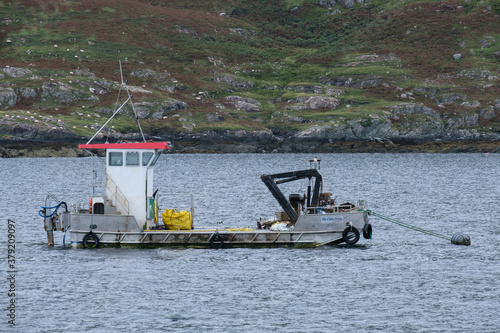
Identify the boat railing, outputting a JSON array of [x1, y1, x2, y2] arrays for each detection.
[[106, 175, 129, 214], [307, 199, 366, 214]]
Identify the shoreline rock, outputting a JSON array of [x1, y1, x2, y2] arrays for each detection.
[[1, 138, 499, 157]]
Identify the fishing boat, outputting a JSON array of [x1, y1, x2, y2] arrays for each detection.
[[40, 64, 372, 248], [41, 153, 372, 248], [41, 150, 372, 248]]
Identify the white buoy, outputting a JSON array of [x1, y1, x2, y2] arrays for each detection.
[[451, 233, 471, 246]]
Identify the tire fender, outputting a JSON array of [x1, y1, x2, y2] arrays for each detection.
[[209, 233, 224, 249], [342, 226, 360, 245], [82, 231, 100, 248], [363, 224, 372, 239]]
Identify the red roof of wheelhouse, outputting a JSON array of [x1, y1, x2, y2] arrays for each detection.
[[78, 142, 171, 150]]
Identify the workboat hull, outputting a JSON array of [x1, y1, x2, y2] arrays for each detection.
[[70, 229, 346, 248], [62, 208, 369, 248]]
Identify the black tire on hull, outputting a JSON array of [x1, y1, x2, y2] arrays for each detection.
[[363, 224, 372, 239], [209, 233, 224, 249], [342, 227, 360, 245], [82, 232, 100, 248]]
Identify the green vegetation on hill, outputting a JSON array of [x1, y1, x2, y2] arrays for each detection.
[[1, 0, 499, 148]]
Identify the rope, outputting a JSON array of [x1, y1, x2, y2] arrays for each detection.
[[360, 208, 451, 241]]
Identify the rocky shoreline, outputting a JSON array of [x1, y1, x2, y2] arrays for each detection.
[[3, 116, 500, 158], [2, 62, 500, 158], [1, 138, 499, 158]]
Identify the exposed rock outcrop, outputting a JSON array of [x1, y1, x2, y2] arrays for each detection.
[[286, 96, 341, 110], [17, 87, 37, 98], [214, 75, 254, 89], [0, 120, 81, 142], [224, 96, 261, 112], [319, 75, 384, 87], [41, 81, 90, 104], [0, 88, 18, 107], [134, 100, 187, 119], [2, 67, 33, 78], [390, 103, 440, 119], [284, 85, 344, 96]]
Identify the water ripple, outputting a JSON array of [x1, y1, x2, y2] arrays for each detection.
[[1, 153, 499, 332]]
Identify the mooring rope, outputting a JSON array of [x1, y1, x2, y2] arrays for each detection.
[[360, 208, 451, 241]]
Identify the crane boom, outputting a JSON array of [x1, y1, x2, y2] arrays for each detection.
[[261, 169, 323, 223]]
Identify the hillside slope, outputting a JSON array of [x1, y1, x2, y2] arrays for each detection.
[[1, 0, 499, 155]]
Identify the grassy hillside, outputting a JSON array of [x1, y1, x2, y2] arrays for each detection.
[[1, 0, 499, 147]]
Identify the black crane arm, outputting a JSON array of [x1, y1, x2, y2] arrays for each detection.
[[261, 169, 323, 223]]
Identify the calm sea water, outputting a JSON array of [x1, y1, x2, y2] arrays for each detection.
[[1, 153, 499, 332]]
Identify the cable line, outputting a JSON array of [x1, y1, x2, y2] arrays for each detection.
[[359, 208, 470, 246]]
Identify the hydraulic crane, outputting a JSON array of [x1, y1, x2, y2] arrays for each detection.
[[261, 168, 323, 223]]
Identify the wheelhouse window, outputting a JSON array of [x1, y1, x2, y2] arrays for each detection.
[[150, 152, 161, 166], [109, 152, 123, 166], [126, 152, 139, 166], [142, 152, 153, 166]]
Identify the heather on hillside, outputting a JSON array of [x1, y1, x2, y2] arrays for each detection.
[[1, 0, 499, 155]]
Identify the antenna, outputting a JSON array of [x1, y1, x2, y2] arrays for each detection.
[[120, 60, 146, 143], [119, 60, 124, 85], [86, 61, 146, 144]]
